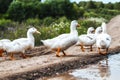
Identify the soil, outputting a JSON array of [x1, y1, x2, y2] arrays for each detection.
[[0, 15, 120, 80]]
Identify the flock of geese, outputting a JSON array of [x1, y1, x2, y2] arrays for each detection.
[[41, 20, 111, 57], [0, 20, 111, 60]]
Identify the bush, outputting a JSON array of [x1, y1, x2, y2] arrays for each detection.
[[78, 19, 101, 35], [43, 17, 55, 26], [7, 0, 25, 22], [83, 11, 97, 18], [26, 18, 41, 26], [0, 19, 14, 30], [56, 16, 70, 23], [7, 0, 40, 22]]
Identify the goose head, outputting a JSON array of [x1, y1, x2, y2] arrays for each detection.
[[95, 27, 102, 35], [27, 27, 41, 34], [70, 20, 80, 32], [87, 27, 95, 34]]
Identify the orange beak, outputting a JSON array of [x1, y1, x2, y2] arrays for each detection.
[[36, 30, 41, 35]]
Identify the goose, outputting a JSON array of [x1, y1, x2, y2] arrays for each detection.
[[76, 26, 102, 52], [96, 22, 111, 54], [76, 27, 95, 52], [41, 20, 80, 57], [2, 41, 26, 60], [4, 27, 40, 60]]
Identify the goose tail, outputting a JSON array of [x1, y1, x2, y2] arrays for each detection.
[[41, 40, 45, 44], [41, 40, 50, 47]]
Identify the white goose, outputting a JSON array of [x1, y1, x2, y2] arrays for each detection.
[[76, 26, 102, 52], [96, 22, 111, 54], [41, 20, 80, 57], [76, 27, 95, 52], [13, 27, 40, 50], [3, 27, 40, 60], [2, 41, 25, 60]]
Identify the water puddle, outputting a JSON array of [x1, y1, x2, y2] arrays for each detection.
[[43, 53, 120, 80]]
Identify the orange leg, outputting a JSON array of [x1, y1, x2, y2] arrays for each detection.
[[62, 50, 66, 56], [103, 48, 108, 55], [10, 53, 15, 60], [80, 45, 85, 52], [106, 48, 108, 54], [20, 53, 27, 59], [90, 45, 93, 51], [0, 50, 3, 57], [56, 48, 61, 57], [0, 52, 3, 57], [98, 47, 101, 54]]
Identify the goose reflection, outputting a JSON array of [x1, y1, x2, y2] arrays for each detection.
[[98, 56, 111, 80]]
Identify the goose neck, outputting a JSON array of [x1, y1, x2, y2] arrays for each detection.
[[70, 25, 77, 33], [102, 23, 107, 33], [27, 31, 35, 41]]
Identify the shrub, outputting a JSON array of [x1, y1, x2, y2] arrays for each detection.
[[26, 18, 41, 26], [7, 0, 25, 22], [43, 17, 55, 26], [56, 16, 70, 23], [78, 19, 101, 35], [83, 12, 97, 18], [0, 19, 14, 30]]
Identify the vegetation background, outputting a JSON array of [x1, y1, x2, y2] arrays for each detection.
[[0, 0, 120, 45]]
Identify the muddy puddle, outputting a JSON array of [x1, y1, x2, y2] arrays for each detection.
[[41, 53, 120, 80]]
